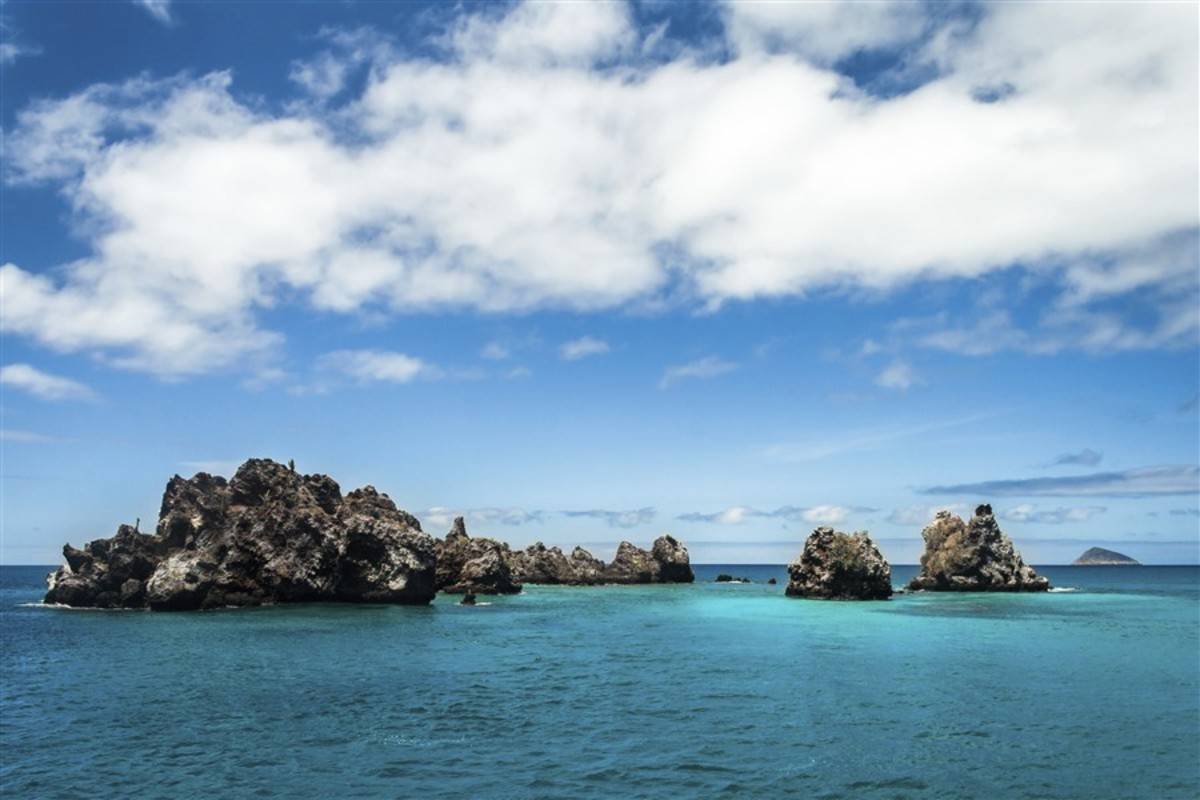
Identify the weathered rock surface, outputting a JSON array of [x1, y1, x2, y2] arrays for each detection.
[[715, 574, 751, 583], [908, 505, 1049, 592], [786, 527, 893, 600], [509, 542, 602, 585], [602, 536, 695, 584], [45, 459, 438, 610], [434, 517, 521, 594], [1073, 547, 1140, 566]]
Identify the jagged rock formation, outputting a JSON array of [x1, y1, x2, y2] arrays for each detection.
[[434, 518, 521, 594], [45, 459, 438, 610], [786, 527, 893, 600], [601, 536, 695, 584], [715, 574, 751, 583], [909, 505, 1050, 592], [1073, 547, 1140, 565], [509, 542, 605, 585]]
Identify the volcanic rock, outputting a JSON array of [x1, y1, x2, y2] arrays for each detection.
[[434, 517, 522, 594], [786, 527, 893, 600], [44, 459, 438, 610], [908, 505, 1049, 592], [602, 535, 695, 584]]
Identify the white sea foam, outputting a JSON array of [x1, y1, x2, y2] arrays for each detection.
[[1047, 587, 1079, 593], [16, 602, 141, 611]]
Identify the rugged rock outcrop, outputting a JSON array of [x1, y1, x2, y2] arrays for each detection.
[[601, 536, 695, 584], [1073, 547, 1140, 566], [46, 459, 438, 610], [509, 542, 604, 585], [908, 505, 1049, 592], [786, 527, 893, 600], [434, 517, 521, 594], [715, 574, 751, 583]]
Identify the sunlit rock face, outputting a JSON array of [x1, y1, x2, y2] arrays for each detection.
[[908, 505, 1050, 592]]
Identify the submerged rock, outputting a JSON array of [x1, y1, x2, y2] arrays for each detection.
[[767, 577, 778, 585], [714, 574, 751, 583], [434, 517, 522, 595], [602, 536, 695, 584], [786, 527, 893, 600], [908, 505, 1049, 592], [44, 459, 438, 610], [1073, 547, 1140, 566], [460, 591, 477, 606]]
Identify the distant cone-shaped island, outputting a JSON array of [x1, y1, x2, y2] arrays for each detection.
[[43, 458, 693, 610], [1073, 547, 1140, 565]]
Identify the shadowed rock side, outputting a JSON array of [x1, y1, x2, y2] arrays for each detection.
[[786, 527, 893, 600], [44, 459, 438, 610], [1073, 547, 1140, 565], [909, 505, 1049, 592]]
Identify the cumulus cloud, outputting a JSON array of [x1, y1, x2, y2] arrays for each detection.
[[659, 356, 737, 390], [563, 507, 656, 528], [0, 364, 95, 401], [559, 336, 610, 361], [2, 0, 1196, 378], [921, 465, 1200, 498], [1000, 504, 1106, 524], [678, 504, 873, 526], [481, 342, 511, 361], [1048, 448, 1103, 467], [0, 429, 57, 443]]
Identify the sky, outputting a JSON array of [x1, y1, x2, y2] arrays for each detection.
[[1, 0, 1197, 565]]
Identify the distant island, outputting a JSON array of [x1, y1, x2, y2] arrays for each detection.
[[1073, 547, 1140, 566]]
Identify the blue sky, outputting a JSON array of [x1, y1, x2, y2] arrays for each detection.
[[1, 0, 1197, 565]]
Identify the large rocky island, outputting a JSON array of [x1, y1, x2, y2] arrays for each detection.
[[44, 459, 694, 610], [1073, 547, 1140, 565], [785, 527, 893, 600], [908, 505, 1050, 592]]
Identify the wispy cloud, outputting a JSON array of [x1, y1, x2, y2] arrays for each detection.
[[0, 364, 95, 401], [875, 360, 920, 391], [677, 504, 873, 527], [135, 0, 174, 25], [422, 506, 546, 530], [481, 342, 510, 361], [318, 350, 430, 384], [560, 336, 610, 361], [1047, 448, 1103, 467], [921, 465, 1200, 498], [1000, 504, 1106, 524], [658, 356, 736, 390], [1168, 508, 1200, 517], [563, 507, 655, 528], [765, 414, 991, 463], [0, 429, 57, 444]]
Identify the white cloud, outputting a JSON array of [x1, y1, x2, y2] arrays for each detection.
[[422, 506, 546, 531], [659, 355, 737, 390], [505, 366, 532, 379], [765, 414, 989, 463], [318, 350, 429, 384], [678, 504, 872, 526], [0, 364, 95, 401], [1000, 504, 1106, 524], [922, 465, 1200, 498], [875, 360, 920, 391], [2, 1, 1196, 378], [560, 336, 610, 361], [1049, 448, 1103, 467], [136, 0, 173, 25], [886, 504, 969, 526]]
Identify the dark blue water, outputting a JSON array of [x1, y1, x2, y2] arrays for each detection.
[[3, 564, 1198, 799]]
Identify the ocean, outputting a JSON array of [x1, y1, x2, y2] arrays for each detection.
[[2, 563, 1197, 799]]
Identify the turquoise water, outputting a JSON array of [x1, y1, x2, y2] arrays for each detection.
[[2, 564, 1198, 799]]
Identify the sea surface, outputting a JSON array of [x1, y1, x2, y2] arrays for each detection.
[[2, 564, 1198, 799]]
